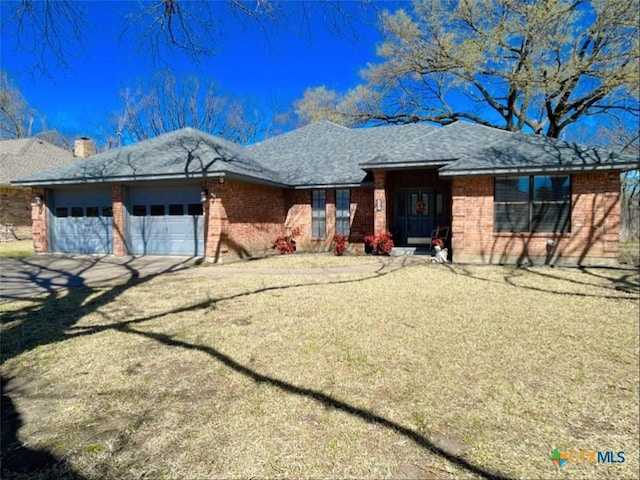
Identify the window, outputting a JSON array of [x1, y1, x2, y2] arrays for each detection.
[[435, 192, 445, 216], [150, 204, 165, 216], [132, 205, 147, 216], [187, 203, 203, 216], [55, 207, 68, 217], [86, 206, 99, 217], [102, 206, 113, 217], [335, 189, 350, 236], [168, 204, 184, 216], [494, 175, 570, 233], [71, 207, 83, 218], [312, 190, 326, 238]]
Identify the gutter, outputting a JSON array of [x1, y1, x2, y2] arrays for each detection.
[[439, 162, 640, 177], [11, 171, 287, 189]]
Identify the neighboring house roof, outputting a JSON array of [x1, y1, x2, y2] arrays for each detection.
[[247, 121, 436, 187], [12, 128, 285, 187], [0, 137, 75, 186], [362, 121, 638, 175]]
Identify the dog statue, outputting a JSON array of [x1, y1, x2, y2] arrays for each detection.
[[431, 244, 449, 263]]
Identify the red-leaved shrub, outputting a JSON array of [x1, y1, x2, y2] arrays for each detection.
[[272, 227, 300, 254], [363, 234, 375, 254], [372, 231, 394, 255], [333, 234, 348, 256]]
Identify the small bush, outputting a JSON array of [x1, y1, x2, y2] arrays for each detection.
[[363, 234, 375, 254], [372, 231, 394, 255], [333, 234, 348, 256], [272, 227, 300, 255]]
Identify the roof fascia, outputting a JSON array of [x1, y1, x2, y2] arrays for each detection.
[[291, 182, 368, 190], [360, 160, 453, 170], [439, 162, 639, 177]]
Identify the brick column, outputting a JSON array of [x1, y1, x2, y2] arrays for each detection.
[[326, 189, 336, 238], [112, 184, 126, 256], [31, 188, 48, 253], [450, 178, 465, 255], [204, 179, 229, 262], [373, 170, 387, 233]]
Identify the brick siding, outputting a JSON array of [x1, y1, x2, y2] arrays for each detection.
[[373, 170, 387, 233], [205, 179, 286, 261], [451, 172, 622, 265], [350, 188, 374, 242], [30, 187, 48, 252], [1, 187, 33, 240], [27, 171, 622, 265], [112, 184, 126, 256]]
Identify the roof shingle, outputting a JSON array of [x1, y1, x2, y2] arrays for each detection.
[[0, 138, 75, 185], [13, 128, 284, 186], [247, 121, 436, 186]]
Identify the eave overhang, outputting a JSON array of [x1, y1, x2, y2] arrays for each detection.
[[439, 162, 640, 178]]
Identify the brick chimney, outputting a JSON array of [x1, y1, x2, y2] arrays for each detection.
[[74, 137, 97, 158]]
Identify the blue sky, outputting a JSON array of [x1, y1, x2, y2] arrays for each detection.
[[1, 1, 396, 143]]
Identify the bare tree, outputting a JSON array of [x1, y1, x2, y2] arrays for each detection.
[[0, 71, 39, 138], [107, 72, 291, 147], [296, 0, 639, 139], [0, 71, 78, 149], [2, 1, 375, 74], [1, 0, 85, 76]]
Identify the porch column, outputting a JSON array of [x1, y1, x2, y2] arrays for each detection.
[[326, 189, 336, 238], [373, 170, 387, 233], [31, 187, 48, 253], [204, 179, 229, 262], [112, 184, 126, 256]]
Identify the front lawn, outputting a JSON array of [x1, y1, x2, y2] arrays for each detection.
[[0, 240, 34, 258], [1, 258, 638, 479]]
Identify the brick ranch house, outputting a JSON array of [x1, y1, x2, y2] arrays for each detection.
[[12, 121, 637, 265], [0, 137, 95, 240]]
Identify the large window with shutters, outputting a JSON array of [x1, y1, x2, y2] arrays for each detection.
[[494, 175, 570, 233], [335, 189, 350, 236], [312, 190, 326, 238]]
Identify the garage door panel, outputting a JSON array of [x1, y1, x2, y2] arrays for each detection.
[[129, 186, 204, 256], [51, 189, 113, 254], [54, 218, 112, 253]]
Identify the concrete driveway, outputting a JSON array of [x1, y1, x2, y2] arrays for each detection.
[[0, 254, 202, 300]]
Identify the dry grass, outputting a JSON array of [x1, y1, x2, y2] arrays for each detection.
[[217, 251, 385, 269], [619, 240, 639, 267], [0, 240, 34, 258], [1, 257, 638, 479]]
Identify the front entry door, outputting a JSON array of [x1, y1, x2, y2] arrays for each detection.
[[394, 189, 434, 246]]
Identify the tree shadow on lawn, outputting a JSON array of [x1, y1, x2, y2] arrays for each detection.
[[1, 255, 194, 479], [1, 376, 86, 479], [443, 263, 639, 300], [1, 256, 511, 480]]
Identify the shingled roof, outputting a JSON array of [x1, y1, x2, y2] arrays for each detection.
[[247, 121, 436, 186], [439, 124, 639, 176], [0, 137, 75, 185], [362, 121, 638, 175], [11, 121, 637, 188], [13, 128, 284, 186]]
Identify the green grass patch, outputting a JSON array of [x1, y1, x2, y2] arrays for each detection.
[[0, 239, 34, 258]]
